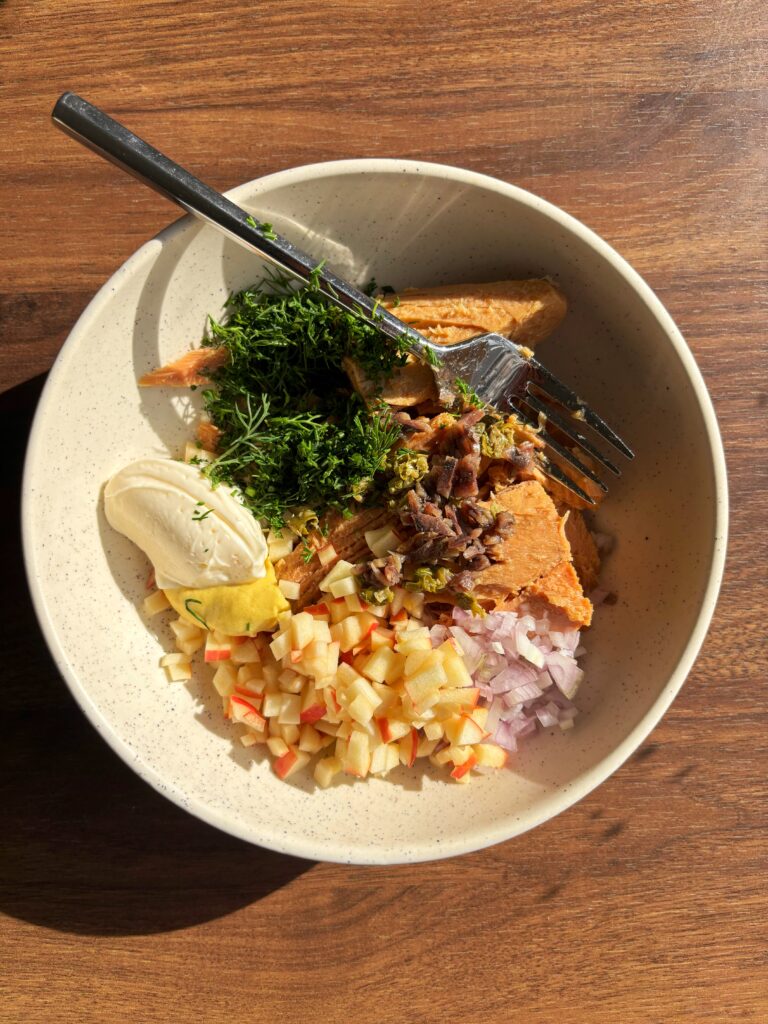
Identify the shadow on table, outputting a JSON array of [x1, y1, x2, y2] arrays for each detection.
[[0, 375, 314, 937]]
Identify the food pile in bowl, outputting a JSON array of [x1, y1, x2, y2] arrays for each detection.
[[104, 271, 608, 787]]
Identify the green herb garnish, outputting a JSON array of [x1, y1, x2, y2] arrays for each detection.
[[199, 273, 408, 528], [192, 502, 213, 522], [245, 215, 278, 241], [454, 376, 483, 408], [405, 565, 453, 593], [184, 599, 210, 629]]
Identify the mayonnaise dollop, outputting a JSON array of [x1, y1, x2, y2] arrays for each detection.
[[104, 458, 267, 590]]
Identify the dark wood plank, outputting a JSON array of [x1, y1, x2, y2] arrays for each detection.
[[1, 1, 766, 1021]]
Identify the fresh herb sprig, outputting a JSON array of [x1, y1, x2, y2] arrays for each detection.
[[200, 273, 407, 528]]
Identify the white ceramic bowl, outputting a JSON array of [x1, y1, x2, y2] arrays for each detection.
[[22, 160, 727, 864]]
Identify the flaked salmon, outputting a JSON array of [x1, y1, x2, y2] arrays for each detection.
[[139, 347, 228, 388], [381, 278, 567, 349], [472, 480, 592, 627]]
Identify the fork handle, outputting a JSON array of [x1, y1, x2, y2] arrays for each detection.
[[51, 92, 433, 356]]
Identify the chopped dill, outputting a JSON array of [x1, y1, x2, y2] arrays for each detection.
[[200, 273, 408, 528], [245, 215, 278, 241], [454, 376, 483, 408], [184, 598, 209, 629]]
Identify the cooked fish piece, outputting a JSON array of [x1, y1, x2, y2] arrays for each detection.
[[139, 347, 228, 387], [472, 479, 592, 627], [381, 278, 567, 348]]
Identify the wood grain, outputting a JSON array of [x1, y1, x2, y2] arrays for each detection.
[[1, 1, 766, 1021]]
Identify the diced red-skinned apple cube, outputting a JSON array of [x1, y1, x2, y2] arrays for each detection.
[[239, 731, 261, 747], [343, 729, 371, 777], [468, 706, 489, 730], [261, 663, 280, 686], [317, 541, 337, 567], [430, 746, 455, 767], [205, 634, 232, 662], [369, 741, 391, 775], [268, 716, 281, 737], [237, 664, 265, 692], [322, 640, 340, 680], [451, 752, 478, 780], [229, 696, 267, 731], [266, 736, 288, 757], [390, 589, 406, 616], [171, 616, 201, 643], [361, 646, 405, 684], [474, 743, 508, 768], [335, 720, 352, 740], [312, 619, 332, 644], [144, 590, 171, 616], [437, 687, 480, 710], [269, 630, 291, 661], [315, 720, 339, 737], [364, 525, 400, 558], [370, 682, 399, 713], [314, 756, 342, 788], [398, 728, 419, 767], [274, 746, 310, 780], [267, 528, 297, 560], [443, 713, 486, 746]]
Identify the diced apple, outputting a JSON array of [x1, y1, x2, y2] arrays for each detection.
[[274, 746, 310, 780], [278, 693, 301, 725], [143, 590, 171, 616], [237, 663, 264, 691], [398, 728, 419, 767], [343, 592, 367, 613], [370, 627, 395, 651], [290, 612, 315, 650], [280, 723, 300, 745], [267, 736, 289, 757], [205, 634, 232, 662], [369, 741, 392, 775], [212, 661, 238, 697], [473, 743, 508, 768], [323, 640, 340, 679], [423, 720, 444, 741], [468, 706, 489, 730], [160, 652, 191, 668], [370, 682, 399, 712], [390, 589, 406, 616], [319, 559, 356, 592], [451, 753, 478, 780], [329, 575, 359, 599], [395, 628, 433, 654], [404, 667, 447, 708], [312, 619, 332, 644], [267, 527, 297, 560], [230, 639, 261, 664], [164, 661, 193, 682], [314, 756, 342, 788], [315, 720, 339, 737], [448, 744, 474, 766], [443, 656, 474, 691], [240, 731, 260, 747], [364, 525, 400, 558], [436, 686, 480, 709], [343, 729, 371, 777], [329, 600, 349, 624], [278, 669, 303, 694], [229, 696, 267, 731], [278, 578, 301, 601], [348, 695, 376, 725], [404, 649, 433, 676], [262, 690, 283, 718], [317, 542, 337, 567], [269, 630, 291, 661], [298, 722, 324, 754], [431, 746, 454, 766], [361, 646, 405, 685], [445, 713, 486, 746]]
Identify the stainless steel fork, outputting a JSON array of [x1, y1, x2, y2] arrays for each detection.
[[52, 92, 633, 504]]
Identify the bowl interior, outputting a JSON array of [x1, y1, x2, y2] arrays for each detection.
[[23, 161, 725, 863]]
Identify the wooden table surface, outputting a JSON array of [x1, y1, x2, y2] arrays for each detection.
[[1, 2, 766, 1021]]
